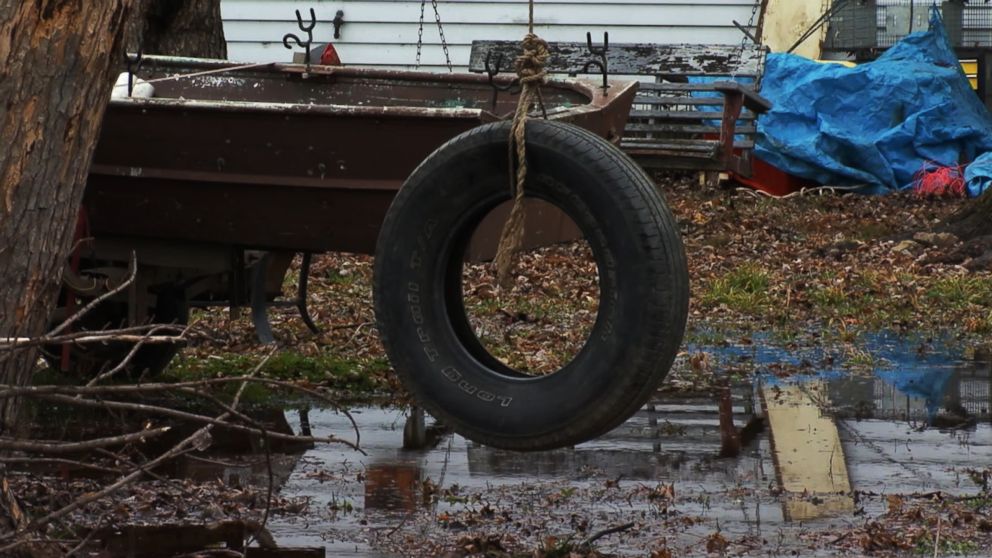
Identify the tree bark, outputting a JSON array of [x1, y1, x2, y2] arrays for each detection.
[[939, 187, 992, 241], [0, 1, 138, 435], [127, 0, 227, 59], [0, 0, 227, 437]]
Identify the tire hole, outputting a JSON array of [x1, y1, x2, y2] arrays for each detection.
[[459, 199, 600, 376]]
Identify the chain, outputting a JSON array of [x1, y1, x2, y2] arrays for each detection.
[[432, 0, 453, 72], [735, 0, 761, 76], [740, 0, 760, 52], [414, 0, 453, 71], [415, 0, 426, 68]]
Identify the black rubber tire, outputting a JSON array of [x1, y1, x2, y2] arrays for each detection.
[[373, 120, 689, 451], [42, 288, 188, 379]]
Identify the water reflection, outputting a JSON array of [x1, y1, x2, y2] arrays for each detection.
[[693, 331, 992, 426], [262, 333, 992, 555]]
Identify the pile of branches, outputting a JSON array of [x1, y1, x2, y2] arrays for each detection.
[[0, 265, 360, 557]]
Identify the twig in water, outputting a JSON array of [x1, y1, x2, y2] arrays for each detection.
[[0, 348, 276, 549], [63, 509, 110, 556], [0, 375, 362, 449], [933, 515, 941, 558], [34, 393, 360, 451], [580, 522, 636, 548]]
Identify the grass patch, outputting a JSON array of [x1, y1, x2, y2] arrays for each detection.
[[915, 537, 980, 556], [925, 276, 992, 310], [166, 350, 392, 394], [701, 264, 772, 313]]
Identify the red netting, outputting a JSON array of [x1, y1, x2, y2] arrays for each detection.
[[912, 161, 966, 198]]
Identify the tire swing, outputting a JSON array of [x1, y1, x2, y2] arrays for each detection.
[[373, 14, 688, 451]]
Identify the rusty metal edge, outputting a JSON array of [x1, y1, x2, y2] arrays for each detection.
[[118, 54, 635, 122]]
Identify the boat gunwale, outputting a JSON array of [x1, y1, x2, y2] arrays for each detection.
[[111, 54, 635, 121]]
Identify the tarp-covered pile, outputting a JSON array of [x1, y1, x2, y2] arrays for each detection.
[[757, 9, 992, 196]]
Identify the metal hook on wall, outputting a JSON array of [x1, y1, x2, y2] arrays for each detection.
[[333, 10, 345, 39], [283, 8, 317, 74]]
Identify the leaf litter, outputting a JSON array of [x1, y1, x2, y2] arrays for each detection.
[[22, 172, 992, 556]]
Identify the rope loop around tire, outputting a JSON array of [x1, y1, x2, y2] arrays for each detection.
[[492, 33, 549, 287]]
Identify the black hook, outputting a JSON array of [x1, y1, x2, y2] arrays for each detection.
[[333, 10, 345, 39], [283, 8, 317, 73], [124, 48, 143, 97], [581, 31, 610, 94], [484, 50, 520, 112]]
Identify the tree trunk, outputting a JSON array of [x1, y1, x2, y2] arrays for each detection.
[[127, 0, 227, 58], [0, 2, 138, 435], [939, 187, 992, 241]]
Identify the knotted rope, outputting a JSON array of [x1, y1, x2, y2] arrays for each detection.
[[492, 32, 549, 286]]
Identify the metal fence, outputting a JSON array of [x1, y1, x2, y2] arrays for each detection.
[[824, 0, 992, 51]]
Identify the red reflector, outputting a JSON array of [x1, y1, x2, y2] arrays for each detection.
[[320, 44, 341, 66]]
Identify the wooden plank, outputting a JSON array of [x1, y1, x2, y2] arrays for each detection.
[[628, 109, 756, 120], [626, 152, 725, 170], [761, 382, 854, 522], [621, 138, 754, 149], [620, 140, 719, 153], [634, 95, 726, 105], [638, 81, 758, 91], [622, 123, 756, 134], [468, 40, 767, 76]]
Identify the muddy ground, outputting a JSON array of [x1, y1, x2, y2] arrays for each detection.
[[11, 175, 992, 557]]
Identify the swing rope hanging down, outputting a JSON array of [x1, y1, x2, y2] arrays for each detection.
[[492, 1, 549, 286]]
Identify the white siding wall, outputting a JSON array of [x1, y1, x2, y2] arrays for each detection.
[[222, 0, 760, 70]]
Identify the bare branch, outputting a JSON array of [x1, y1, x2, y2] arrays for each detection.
[[0, 348, 278, 545], [63, 509, 110, 557], [0, 457, 124, 475], [48, 254, 137, 338], [0, 375, 361, 446], [0, 427, 170, 454], [0, 324, 185, 351], [86, 325, 181, 386], [34, 393, 361, 452], [51, 333, 184, 346]]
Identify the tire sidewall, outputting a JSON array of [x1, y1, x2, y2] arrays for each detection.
[[375, 120, 685, 449]]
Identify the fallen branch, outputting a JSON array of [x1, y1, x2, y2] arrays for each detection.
[[0, 375, 361, 446], [35, 393, 361, 452], [580, 522, 636, 548], [86, 325, 185, 385], [0, 349, 274, 549], [0, 457, 124, 475], [0, 426, 170, 454], [0, 324, 185, 351], [48, 255, 136, 338]]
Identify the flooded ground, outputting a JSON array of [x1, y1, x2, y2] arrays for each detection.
[[253, 335, 991, 556], [13, 334, 988, 556]]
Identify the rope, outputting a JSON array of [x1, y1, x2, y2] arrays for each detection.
[[140, 62, 275, 85], [492, 31, 549, 286], [912, 161, 966, 198]]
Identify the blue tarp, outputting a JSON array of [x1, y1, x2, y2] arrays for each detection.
[[756, 9, 992, 195]]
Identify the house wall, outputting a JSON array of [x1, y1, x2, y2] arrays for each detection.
[[761, 0, 828, 59], [222, 0, 762, 70]]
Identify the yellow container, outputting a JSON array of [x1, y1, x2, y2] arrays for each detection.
[[962, 60, 978, 90]]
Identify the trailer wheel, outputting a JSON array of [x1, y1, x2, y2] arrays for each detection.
[[373, 120, 688, 451], [42, 288, 188, 379]]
